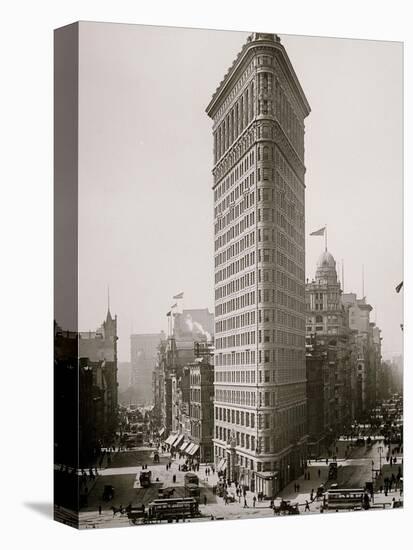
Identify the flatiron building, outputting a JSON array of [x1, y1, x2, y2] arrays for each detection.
[[206, 33, 310, 496]]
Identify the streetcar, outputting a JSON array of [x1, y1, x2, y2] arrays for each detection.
[[326, 488, 365, 510], [139, 470, 152, 488], [147, 497, 200, 521], [184, 472, 199, 487]]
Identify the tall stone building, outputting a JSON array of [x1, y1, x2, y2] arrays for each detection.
[[153, 309, 214, 436], [206, 33, 310, 496], [305, 250, 352, 444], [342, 293, 380, 417]]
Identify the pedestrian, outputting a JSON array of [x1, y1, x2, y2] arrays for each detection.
[[305, 500, 310, 512], [98, 505, 102, 515], [318, 469, 321, 478], [253, 496, 256, 507], [204, 495, 207, 505], [297, 483, 300, 492], [243, 498, 248, 508], [173, 474, 176, 483]]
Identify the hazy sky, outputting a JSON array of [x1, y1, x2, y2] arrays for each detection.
[[78, 22, 403, 361]]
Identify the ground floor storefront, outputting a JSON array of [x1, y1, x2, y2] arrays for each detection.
[[213, 440, 307, 497]]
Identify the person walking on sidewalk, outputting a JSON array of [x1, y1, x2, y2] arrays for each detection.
[[305, 500, 310, 512], [253, 496, 256, 508]]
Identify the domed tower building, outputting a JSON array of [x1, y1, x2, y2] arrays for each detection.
[[305, 249, 352, 455]]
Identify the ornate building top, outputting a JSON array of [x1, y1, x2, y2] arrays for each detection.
[[315, 249, 338, 285], [206, 31, 310, 119]]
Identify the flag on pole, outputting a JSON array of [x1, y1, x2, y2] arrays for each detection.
[[171, 303, 178, 309], [166, 311, 171, 317], [395, 281, 403, 293], [310, 226, 326, 236], [173, 292, 184, 299]]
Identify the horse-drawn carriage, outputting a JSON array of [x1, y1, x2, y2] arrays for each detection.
[[273, 500, 300, 515]]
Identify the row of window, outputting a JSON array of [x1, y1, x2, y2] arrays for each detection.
[[215, 309, 256, 334], [214, 151, 255, 202], [215, 249, 304, 285], [214, 347, 305, 371], [214, 225, 255, 261], [214, 80, 255, 163], [215, 290, 256, 318], [257, 71, 304, 157], [215, 388, 257, 407], [215, 351, 256, 367], [215, 196, 255, 235], [215, 269, 255, 300], [215, 330, 256, 350], [215, 426, 256, 451], [215, 407, 256, 428], [215, 368, 256, 383], [215, 177, 254, 219]]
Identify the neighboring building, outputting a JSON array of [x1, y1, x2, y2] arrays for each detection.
[[117, 362, 132, 397], [305, 250, 352, 439], [130, 332, 165, 405], [78, 308, 119, 452], [54, 309, 119, 468], [342, 293, 378, 416], [54, 325, 79, 469], [189, 355, 214, 462], [305, 336, 326, 457], [153, 309, 214, 438], [206, 33, 311, 497]]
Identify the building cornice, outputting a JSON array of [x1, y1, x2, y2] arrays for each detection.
[[206, 33, 311, 120]]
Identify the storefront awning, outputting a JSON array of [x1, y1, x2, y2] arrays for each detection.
[[217, 458, 227, 471], [185, 443, 195, 454], [173, 434, 185, 448], [165, 434, 176, 446], [180, 441, 191, 452], [188, 444, 200, 456]]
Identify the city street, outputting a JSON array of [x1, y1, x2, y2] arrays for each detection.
[[77, 436, 403, 529]]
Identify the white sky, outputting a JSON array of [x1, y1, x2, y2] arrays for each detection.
[[78, 23, 403, 361]]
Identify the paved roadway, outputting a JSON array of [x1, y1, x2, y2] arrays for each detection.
[[76, 440, 403, 529]]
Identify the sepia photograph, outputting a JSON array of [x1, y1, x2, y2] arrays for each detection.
[[54, 22, 403, 529]]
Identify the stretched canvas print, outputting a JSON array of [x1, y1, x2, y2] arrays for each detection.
[[54, 22, 404, 529]]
